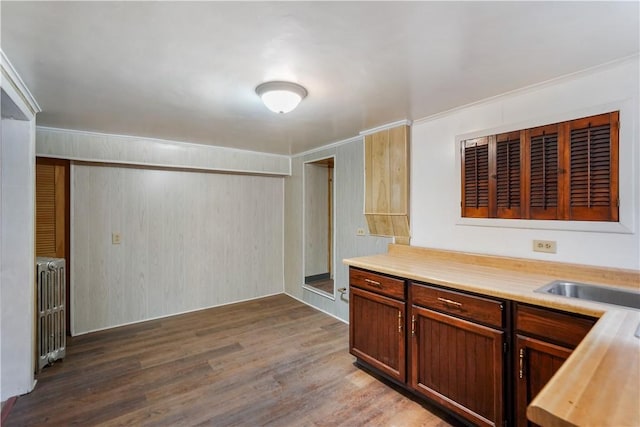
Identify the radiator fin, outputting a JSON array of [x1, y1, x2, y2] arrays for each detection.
[[36, 257, 66, 371]]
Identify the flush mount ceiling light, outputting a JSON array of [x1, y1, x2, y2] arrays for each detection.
[[255, 81, 308, 114]]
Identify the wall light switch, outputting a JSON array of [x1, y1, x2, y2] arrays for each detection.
[[112, 232, 121, 245], [533, 239, 556, 254], [356, 228, 366, 236]]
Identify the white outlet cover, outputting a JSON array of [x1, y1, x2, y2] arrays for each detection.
[[532, 239, 556, 254]]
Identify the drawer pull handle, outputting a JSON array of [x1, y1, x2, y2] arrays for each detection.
[[364, 278, 382, 288], [519, 348, 525, 379], [398, 311, 402, 333], [411, 315, 416, 336], [437, 297, 462, 309]]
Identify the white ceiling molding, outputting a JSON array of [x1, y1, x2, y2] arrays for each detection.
[[293, 135, 363, 159], [36, 126, 291, 176], [359, 119, 413, 136], [1, 49, 41, 119], [413, 54, 640, 127]]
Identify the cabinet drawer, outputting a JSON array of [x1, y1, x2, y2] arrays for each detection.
[[349, 268, 405, 300], [516, 304, 596, 348], [411, 282, 505, 328]]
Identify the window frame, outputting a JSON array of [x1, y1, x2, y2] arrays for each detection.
[[456, 110, 624, 229]]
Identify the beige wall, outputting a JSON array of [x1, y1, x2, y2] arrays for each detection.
[[72, 164, 284, 334]]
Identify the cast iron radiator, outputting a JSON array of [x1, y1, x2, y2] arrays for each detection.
[[36, 257, 66, 370]]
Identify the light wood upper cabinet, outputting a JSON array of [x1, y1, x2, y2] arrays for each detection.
[[364, 124, 410, 242]]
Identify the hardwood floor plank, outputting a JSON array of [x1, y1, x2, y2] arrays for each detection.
[[5, 294, 462, 427]]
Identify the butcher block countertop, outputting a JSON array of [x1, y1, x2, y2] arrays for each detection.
[[343, 244, 640, 427]]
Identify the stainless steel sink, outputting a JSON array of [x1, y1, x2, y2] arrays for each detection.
[[535, 280, 640, 310]]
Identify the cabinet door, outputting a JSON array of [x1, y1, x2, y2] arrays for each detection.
[[349, 286, 406, 381], [410, 305, 505, 427], [515, 335, 572, 427], [364, 125, 410, 239]]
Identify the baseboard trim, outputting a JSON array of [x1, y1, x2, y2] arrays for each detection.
[[284, 292, 348, 325], [73, 292, 284, 336]]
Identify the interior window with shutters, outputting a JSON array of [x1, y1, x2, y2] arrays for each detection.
[[495, 131, 522, 218], [461, 137, 489, 218], [566, 111, 619, 221], [460, 111, 619, 222], [527, 124, 559, 219]]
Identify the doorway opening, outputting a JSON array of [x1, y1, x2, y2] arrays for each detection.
[[303, 157, 335, 298]]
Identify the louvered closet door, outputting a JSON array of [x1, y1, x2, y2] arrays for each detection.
[[36, 158, 70, 333], [495, 131, 523, 218], [36, 159, 69, 258], [564, 112, 619, 221], [36, 164, 58, 256], [462, 137, 490, 218], [527, 125, 560, 220]]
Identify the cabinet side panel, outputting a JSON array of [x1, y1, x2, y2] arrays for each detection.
[[364, 135, 374, 214], [389, 125, 408, 215], [370, 130, 391, 214]]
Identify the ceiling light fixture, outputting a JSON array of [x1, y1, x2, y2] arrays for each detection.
[[255, 81, 308, 114]]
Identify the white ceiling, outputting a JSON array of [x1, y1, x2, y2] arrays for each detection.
[[1, 2, 638, 155]]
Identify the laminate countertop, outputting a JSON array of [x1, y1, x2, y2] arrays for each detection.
[[343, 244, 640, 427]]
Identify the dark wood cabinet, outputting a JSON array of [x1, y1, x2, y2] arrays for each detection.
[[514, 304, 596, 427], [514, 335, 572, 427], [410, 282, 506, 427], [349, 269, 406, 382], [348, 268, 598, 427]]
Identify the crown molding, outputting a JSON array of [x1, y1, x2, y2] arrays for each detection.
[[413, 54, 639, 126], [1, 50, 41, 118], [293, 135, 362, 158], [359, 119, 412, 136]]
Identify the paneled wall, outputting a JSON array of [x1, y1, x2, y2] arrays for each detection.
[[304, 162, 329, 277], [1, 117, 36, 400], [72, 164, 284, 334], [285, 140, 391, 322], [411, 57, 640, 269], [37, 127, 291, 176], [1, 50, 39, 400]]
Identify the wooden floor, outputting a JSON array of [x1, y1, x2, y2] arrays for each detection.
[[5, 294, 463, 427], [305, 278, 334, 295]]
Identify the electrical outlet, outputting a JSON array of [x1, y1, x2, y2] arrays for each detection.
[[356, 228, 366, 236], [112, 232, 121, 245], [533, 239, 556, 254]]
